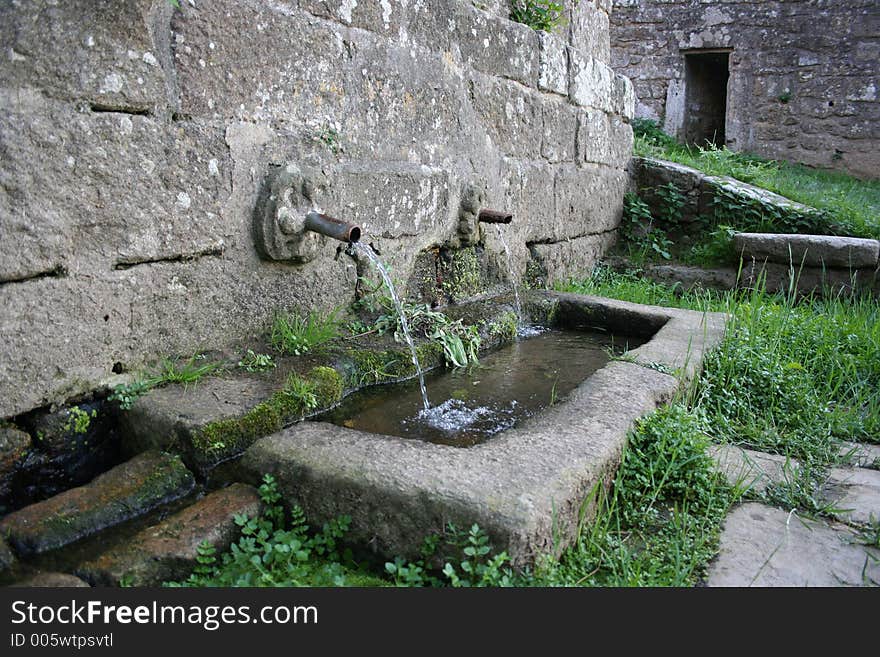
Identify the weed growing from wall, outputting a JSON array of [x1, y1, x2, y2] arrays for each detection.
[[509, 0, 573, 32]]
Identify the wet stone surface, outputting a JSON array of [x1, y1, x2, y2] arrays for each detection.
[[0, 451, 195, 556], [8, 571, 90, 588], [77, 483, 261, 587]]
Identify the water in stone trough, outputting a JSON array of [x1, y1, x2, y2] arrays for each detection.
[[319, 328, 644, 447]]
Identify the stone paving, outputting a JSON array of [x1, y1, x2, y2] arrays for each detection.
[[708, 444, 879, 587]]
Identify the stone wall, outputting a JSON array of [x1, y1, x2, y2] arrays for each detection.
[[0, 0, 633, 418], [610, 0, 879, 178]]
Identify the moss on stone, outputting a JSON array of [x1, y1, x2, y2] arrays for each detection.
[[308, 366, 343, 406], [191, 366, 346, 462], [442, 247, 483, 301], [487, 311, 518, 343]]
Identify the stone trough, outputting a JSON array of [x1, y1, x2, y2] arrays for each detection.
[[234, 291, 727, 566]]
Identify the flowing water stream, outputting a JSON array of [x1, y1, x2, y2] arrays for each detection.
[[353, 242, 430, 410], [494, 225, 523, 323]]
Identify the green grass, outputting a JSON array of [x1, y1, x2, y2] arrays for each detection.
[[632, 120, 880, 239], [559, 267, 880, 456], [270, 308, 341, 356], [539, 405, 738, 586]]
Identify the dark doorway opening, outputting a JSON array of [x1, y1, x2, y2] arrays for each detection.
[[683, 51, 730, 147]]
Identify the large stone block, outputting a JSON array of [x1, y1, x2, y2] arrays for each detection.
[[0, 0, 168, 112], [172, 1, 349, 122], [528, 232, 616, 286], [707, 503, 880, 587], [538, 31, 568, 95], [577, 107, 633, 167], [470, 76, 543, 159], [568, 47, 615, 113], [457, 8, 541, 88], [569, 0, 611, 63], [0, 90, 230, 282], [541, 97, 578, 163], [551, 163, 628, 240]]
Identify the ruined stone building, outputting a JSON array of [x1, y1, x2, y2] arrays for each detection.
[[1, 1, 631, 419], [610, 0, 879, 178]]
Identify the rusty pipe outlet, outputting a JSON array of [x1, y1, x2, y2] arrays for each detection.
[[478, 209, 513, 224], [304, 210, 361, 243]]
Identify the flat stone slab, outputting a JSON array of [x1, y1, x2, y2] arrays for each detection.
[[8, 572, 90, 587], [236, 291, 727, 565], [707, 503, 879, 586], [709, 444, 791, 494], [839, 441, 880, 469], [710, 444, 880, 526], [824, 468, 880, 526], [77, 483, 261, 586], [0, 451, 195, 556], [734, 233, 880, 269]]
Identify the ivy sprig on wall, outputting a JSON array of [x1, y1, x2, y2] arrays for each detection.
[[509, 0, 576, 33]]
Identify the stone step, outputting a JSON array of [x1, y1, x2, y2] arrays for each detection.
[[77, 483, 261, 586], [8, 572, 90, 587], [709, 444, 880, 525], [707, 503, 879, 586], [0, 451, 195, 556], [733, 232, 880, 269]]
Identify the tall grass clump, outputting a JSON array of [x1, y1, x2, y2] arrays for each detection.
[[541, 405, 737, 586], [270, 308, 341, 356]]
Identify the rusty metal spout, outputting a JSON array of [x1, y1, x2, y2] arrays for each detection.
[[478, 209, 513, 224], [304, 210, 361, 243]]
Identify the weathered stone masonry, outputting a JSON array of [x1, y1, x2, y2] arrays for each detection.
[[0, 1, 633, 418], [611, 0, 879, 178]]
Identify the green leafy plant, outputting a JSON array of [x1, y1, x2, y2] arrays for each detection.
[[270, 308, 341, 356], [281, 374, 319, 413], [654, 182, 685, 228], [108, 380, 152, 410], [385, 523, 518, 587], [238, 349, 276, 373], [621, 192, 673, 261], [509, 0, 572, 32], [64, 406, 97, 435], [169, 475, 385, 587], [374, 299, 481, 368]]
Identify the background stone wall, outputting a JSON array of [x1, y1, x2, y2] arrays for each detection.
[[0, 0, 633, 418], [610, 0, 879, 178]]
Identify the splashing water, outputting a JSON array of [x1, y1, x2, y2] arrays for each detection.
[[352, 242, 430, 410]]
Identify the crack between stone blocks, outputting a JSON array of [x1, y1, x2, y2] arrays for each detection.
[[112, 246, 224, 271], [0, 265, 68, 286], [89, 103, 152, 116], [526, 227, 617, 246]]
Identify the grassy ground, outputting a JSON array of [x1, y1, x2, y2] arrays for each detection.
[[171, 269, 879, 587], [632, 119, 880, 240]]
